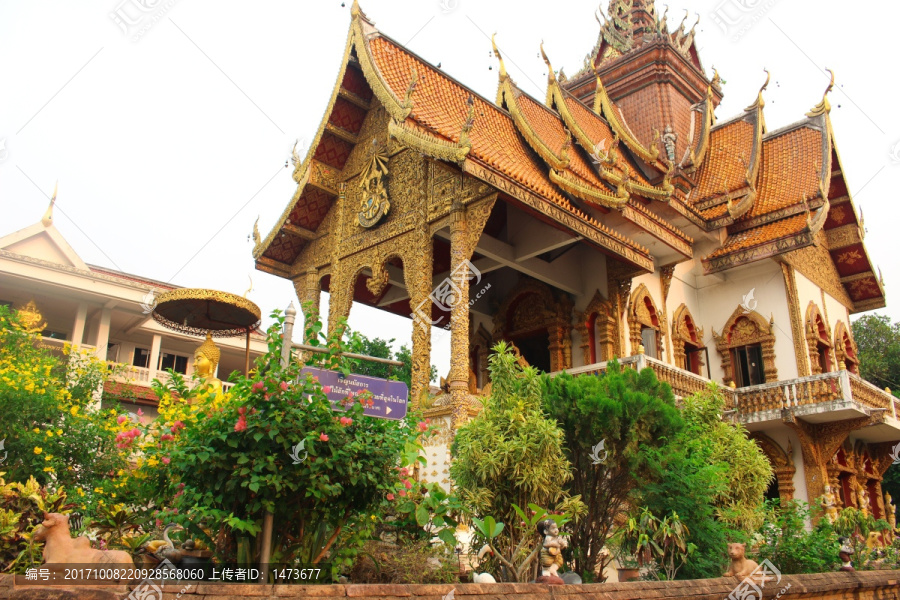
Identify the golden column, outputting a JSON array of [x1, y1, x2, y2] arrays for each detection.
[[449, 201, 470, 427], [407, 173, 434, 408]]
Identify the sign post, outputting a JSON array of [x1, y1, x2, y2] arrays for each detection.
[[300, 366, 409, 420]]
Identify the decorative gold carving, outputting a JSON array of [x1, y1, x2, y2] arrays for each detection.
[[388, 118, 472, 163], [16, 300, 47, 334], [357, 145, 391, 228], [592, 68, 660, 164], [449, 201, 472, 427], [782, 231, 853, 308], [620, 204, 692, 257], [826, 224, 862, 249], [712, 306, 778, 385], [151, 288, 261, 338], [781, 262, 810, 378]]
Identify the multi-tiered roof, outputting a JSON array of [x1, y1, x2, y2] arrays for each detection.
[[254, 0, 885, 312]]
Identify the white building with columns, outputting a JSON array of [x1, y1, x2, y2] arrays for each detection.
[[0, 203, 267, 419]]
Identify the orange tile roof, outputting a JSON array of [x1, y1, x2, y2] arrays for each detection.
[[748, 126, 824, 218], [368, 37, 569, 206], [561, 94, 653, 187], [691, 119, 755, 203], [367, 35, 651, 256], [705, 213, 808, 260]]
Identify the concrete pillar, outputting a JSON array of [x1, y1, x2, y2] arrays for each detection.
[[71, 302, 87, 346], [94, 308, 112, 360], [148, 334, 162, 377]]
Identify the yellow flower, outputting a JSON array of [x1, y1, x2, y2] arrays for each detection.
[[117, 469, 125, 477], [43, 466, 54, 472], [44, 455, 52, 461], [70, 406, 79, 416], [94, 487, 103, 494], [56, 429, 63, 435], [45, 431, 53, 437], [33, 447, 42, 455], [33, 428, 40, 434]]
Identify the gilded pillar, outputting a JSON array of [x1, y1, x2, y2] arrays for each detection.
[[448, 201, 470, 427], [294, 268, 322, 340], [328, 183, 351, 337]]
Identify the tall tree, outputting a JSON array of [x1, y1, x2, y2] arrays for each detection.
[[540, 363, 682, 578], [852, 314, 900, 393]]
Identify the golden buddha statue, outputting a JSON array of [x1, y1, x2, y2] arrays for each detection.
[[193, 333, 223, 395]]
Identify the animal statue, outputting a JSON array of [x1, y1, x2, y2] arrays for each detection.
[[723, 543, 759, 579], [33, 513, 134, 568], [471, 544, 497, 583], [143, 523, 185, 565]]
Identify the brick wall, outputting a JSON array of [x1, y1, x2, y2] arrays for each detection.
[[1, 571, 898, 600]]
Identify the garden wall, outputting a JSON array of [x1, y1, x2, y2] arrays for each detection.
[[1, 571, 898, 600]]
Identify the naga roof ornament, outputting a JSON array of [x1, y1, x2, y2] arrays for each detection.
[[806, 68, 835, 118]]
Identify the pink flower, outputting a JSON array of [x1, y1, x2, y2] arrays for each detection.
[[137, 409, 144, 417], [417, 421, 428, 432], [238, 407, 246, 416], [387, 493, 395, 501], [319, 433, 329, 442], [399, 489, 407, 497], [280, 381, 289, 391], [264, 393, 271, 401], [252, 381, 265, 391], [162, 457, 170, 465], [399, 467, 409, 477], [117, 415, 127, 425], [322, 386, 331, 394], [234, 416, 247, 432], [340, 417, 353, 426], [403, 479, 413, 489], [155, 519, 163, 528], [161, 434, 175, 442], [130, 427, 141, 438]]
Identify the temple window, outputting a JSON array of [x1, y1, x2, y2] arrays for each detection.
[[733, 343, 765, 387], [671, 304, 706, 376], [628, 284, 663, 359], [713, 306, 778, 386], [805, 303, 833, 375]]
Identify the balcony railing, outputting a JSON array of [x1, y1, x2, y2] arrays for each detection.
[[561, 355, 898, 429], [110, 364, 235, 394]]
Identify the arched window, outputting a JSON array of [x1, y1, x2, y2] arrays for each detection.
[[576, 290, 615, 365], [671, 304, 706, 375], [833, 321, 860, 375], [713, 306, 778, 387], [805, 303, 833, 374], [628, 284, 663, 359]]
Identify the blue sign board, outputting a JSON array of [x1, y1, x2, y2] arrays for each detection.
[[300, 367, 409, 421]]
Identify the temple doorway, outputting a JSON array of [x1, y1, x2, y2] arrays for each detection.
[[511, 331, 551, 373]]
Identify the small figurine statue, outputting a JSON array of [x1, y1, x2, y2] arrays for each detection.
[[661, 125, 678, 162], [34, 513, 134, 569], [856, 483, 870, 517], [723, 543, 760, 579], [885, 492, 897, 531], [822, 486, 839, 523], [537, 519, 567, 584], [193, 332, 223, 395], [838, 543, 854, 572]]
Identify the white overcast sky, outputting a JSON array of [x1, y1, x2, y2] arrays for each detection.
[[2, 0, 899, 381]]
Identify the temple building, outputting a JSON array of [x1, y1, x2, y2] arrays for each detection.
[[1, 191, 267, 419], [253, 1, 897, 517]]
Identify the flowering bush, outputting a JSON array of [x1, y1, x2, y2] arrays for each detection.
[[129, 311, 427, 569], [0, 305, 131, 507]]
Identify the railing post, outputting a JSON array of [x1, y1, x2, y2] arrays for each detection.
[[281, 302, 297, 368], [838, 370, 852, 403]]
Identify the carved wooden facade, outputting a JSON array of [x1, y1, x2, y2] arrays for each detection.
[[805, 301, 834, 375], [670, 303, 705, 373], [575, 290, 616, 365]]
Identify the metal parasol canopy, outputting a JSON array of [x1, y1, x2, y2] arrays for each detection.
[[151, 288, 262, 374]]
